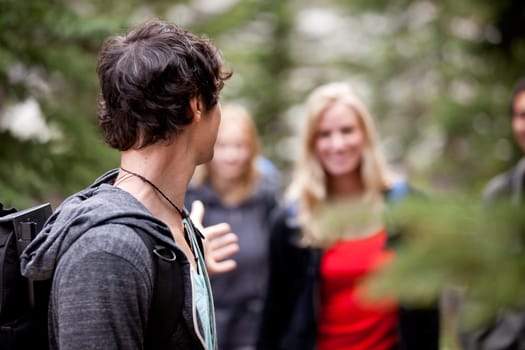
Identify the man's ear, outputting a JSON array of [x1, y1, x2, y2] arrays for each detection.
[[189, 96, 202, 122]]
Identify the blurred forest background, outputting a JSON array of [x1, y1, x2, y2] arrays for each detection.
[[2, 1, 525, 349], [1, 0, 525, 208]]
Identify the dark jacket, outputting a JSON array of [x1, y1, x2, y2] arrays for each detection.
[[460, 157, 525, 350], [21, 170, 211, 350], [185, 180, 278, 349], [483, 157, 525, 205], [257, 181, 440, 350]]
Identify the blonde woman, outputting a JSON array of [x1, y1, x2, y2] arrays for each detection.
[[257, 82, 439, 350], [186, 104, 279, 350]]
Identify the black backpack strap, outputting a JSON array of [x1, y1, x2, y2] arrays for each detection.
[[134, 228, 184, 349]]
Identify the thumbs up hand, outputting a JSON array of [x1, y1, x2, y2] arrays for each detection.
[[189, 200, 239, 276]]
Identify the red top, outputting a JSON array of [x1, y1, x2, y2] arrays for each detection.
[[316, 229, 398, 350]]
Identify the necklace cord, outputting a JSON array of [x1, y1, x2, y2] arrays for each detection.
[[119, 167, 188, 219], [118, 167, 205, 272]]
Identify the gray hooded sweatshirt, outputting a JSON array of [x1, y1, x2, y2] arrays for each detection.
[[21, 169, 210, 350]]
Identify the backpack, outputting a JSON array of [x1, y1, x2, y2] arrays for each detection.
[[0, 202, 52, 349], [0, 202, 183, 349]]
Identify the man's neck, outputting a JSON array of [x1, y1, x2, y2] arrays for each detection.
[[114, 145, 199, 264], [116, 143, 196, 230]]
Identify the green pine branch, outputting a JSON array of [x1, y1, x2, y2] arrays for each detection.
[[362, 195, 525, 329]]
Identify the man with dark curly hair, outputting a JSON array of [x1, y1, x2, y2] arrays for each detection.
[[21, 19, 237, 349], [461, 76, 525, 350]]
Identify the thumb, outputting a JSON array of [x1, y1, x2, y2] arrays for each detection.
[[189, 200, 205, 229]]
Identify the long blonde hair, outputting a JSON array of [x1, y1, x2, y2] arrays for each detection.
[[287, 82, 394, 246], [192, 103, 261, 199]]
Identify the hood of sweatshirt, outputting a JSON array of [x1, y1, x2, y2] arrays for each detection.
[[21, 169, 178, 281]]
